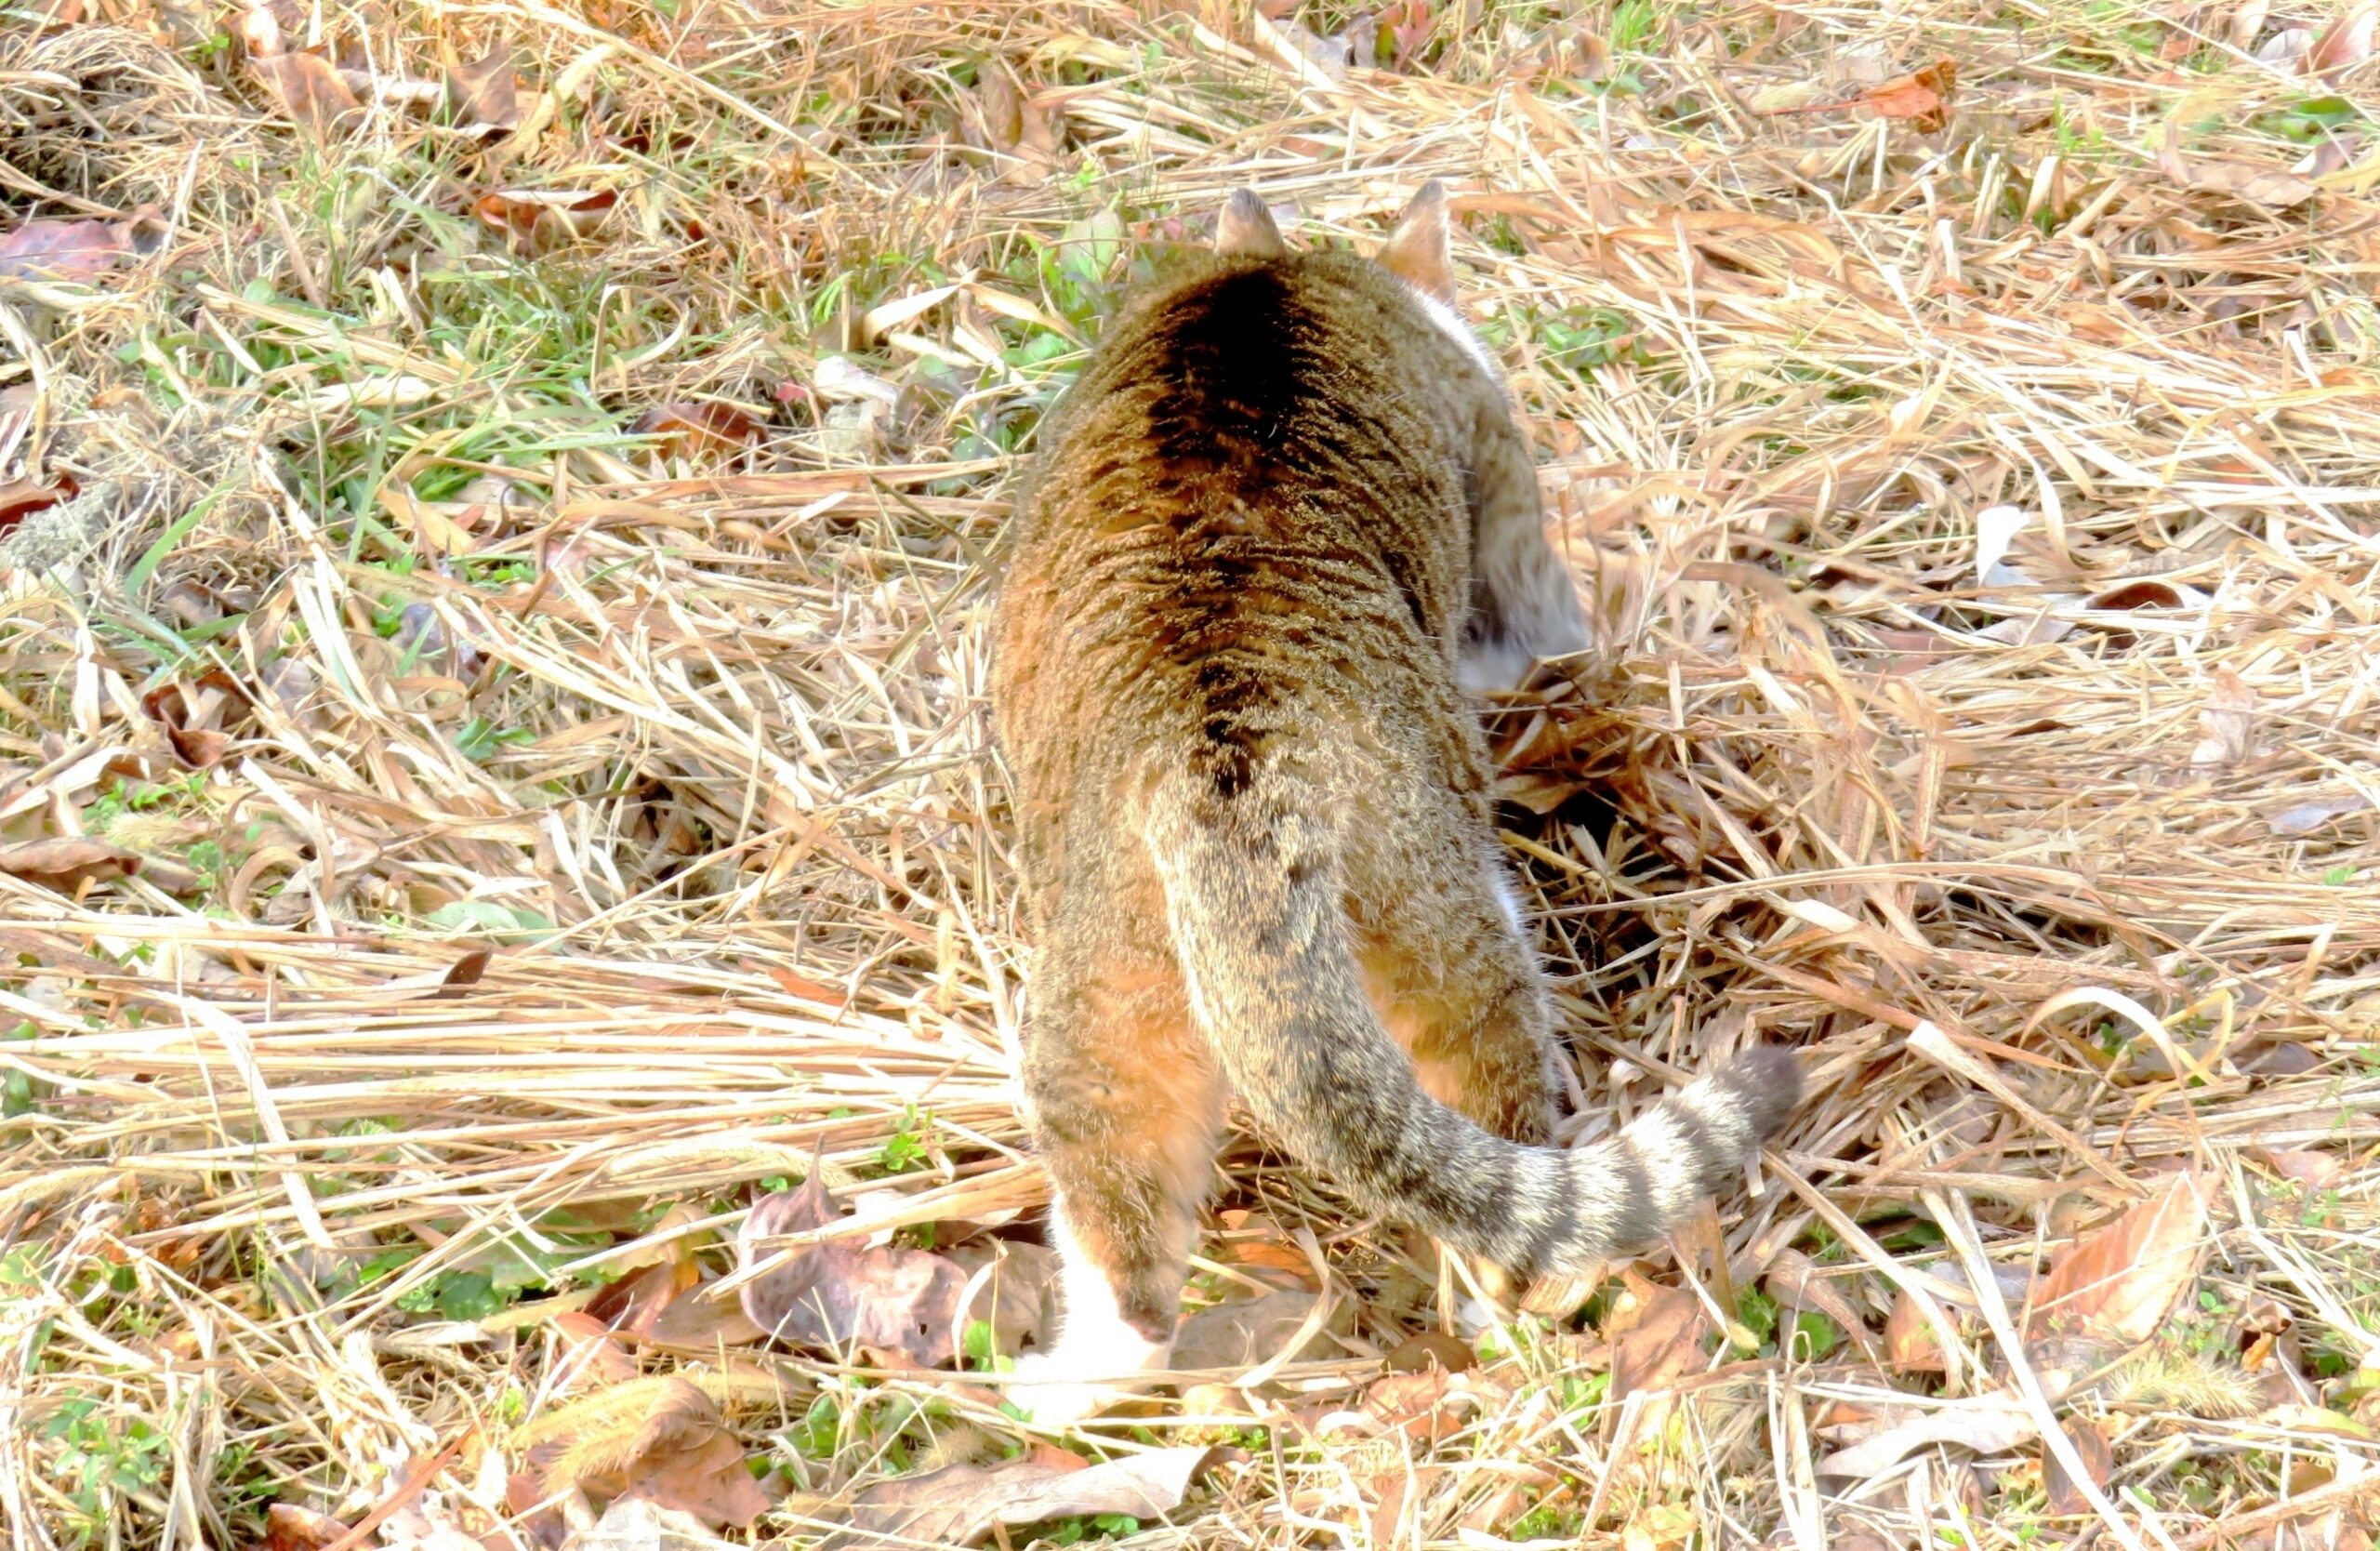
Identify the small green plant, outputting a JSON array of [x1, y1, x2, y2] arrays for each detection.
[[876, 1105, 933, 1174], [42, 1397, 170, 1541]]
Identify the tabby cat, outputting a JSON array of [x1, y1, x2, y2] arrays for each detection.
[[989, 183, 1800, 1421]]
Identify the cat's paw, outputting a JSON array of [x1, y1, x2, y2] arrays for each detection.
[[1006, 1353, 1130, 1426]]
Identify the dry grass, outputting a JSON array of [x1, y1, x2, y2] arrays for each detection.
[[3, 0, 2379, 1545]]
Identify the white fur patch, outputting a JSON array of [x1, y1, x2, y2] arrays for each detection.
[[1457, 636, 1534, 696], [1011, 1210, 1170, 1425], [1408, 286, 1506, 383], [1490, 870, 1527, 936], [1628, 1107, 1704, 1219]]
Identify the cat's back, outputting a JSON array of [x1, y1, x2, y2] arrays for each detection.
[[996, 249, 1480, 748]]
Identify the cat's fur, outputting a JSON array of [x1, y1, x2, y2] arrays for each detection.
[[989, 185, 1801, 1421]]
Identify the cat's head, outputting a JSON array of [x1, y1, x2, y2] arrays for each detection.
[[1212, 181, 1459, 302]]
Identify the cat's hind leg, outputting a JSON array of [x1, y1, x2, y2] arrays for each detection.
[[1012, 940, 1223, 1425]]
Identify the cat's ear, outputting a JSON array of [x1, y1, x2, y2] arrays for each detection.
[[1214, 189, 1287, 258], [1377, 180, 1456, 301]]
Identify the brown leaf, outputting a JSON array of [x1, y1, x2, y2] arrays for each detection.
[[561, 1497, 741, 1551], [2249, 1146, 2343, 1191], [264, 1503, 354, 1551], [530, 1376, 774, 1530], [758, 962, 850, 1008], [1212, 1209, 1321, 1291], [642, 1279, 769, 1350], [1384, 1330, 1476, 1374], [1607, 1285, 1710, 1401], [736, 1172, 971, 1364], [2191, 666, 2257, 765], [1762, 1247, 1871, 1349], [1884, 1285, 1950, 1373], [471, 189, 618, 254], [826, 1445, 1223, 1551], [1858, 59, 1957, 129], [0, 838, 142, 893], [254, 51, 362, 139], [2028, 1172, 2208, 1345], [2043, 1415, 2114, 1517], [549, 1310, 641, 1390], [1816, 1392, 2038, 1478], [629, 402, 767, 462], [2082, 578, 2192, 612], [140, 670, 249, 769], [587, 1251, 701, 1340], [437, 948, 492, 994], [0, 215, 154, 284], [942, 1238, 1057, 1357], [965, 64, 1025, 152], [1768, 59, 1955, 132], [1170, 1289, 1350, 1373], [2184, 158, 2321, 208], [0, 474, 77, 533], [2307, 1, 2377, 81], [1358, 1365, 1511, 1445], [623, 1423, 774, 1528], [1382, 0, 1435, 69], [445, 44, 521, 130]]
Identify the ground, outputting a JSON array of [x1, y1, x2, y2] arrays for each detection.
[[2, 0, 2378, 1547]]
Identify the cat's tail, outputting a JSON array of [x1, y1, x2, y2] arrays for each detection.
[[1144, 776, 1800, 1281]]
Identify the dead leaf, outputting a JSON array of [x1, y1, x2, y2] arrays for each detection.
[[263, 1503, 354, 1551], [1816, 1391, 2038, 1478], [2226, 0, 2270, 48], [2266, 793, 2367, 834], [959, 60, 1058, 178], [1767, 59, 1956, 133], [548, 1309, 641, 1390], [968, 64, 1025, 150], [254, 51, 363, 139], [641, 1278, 769, 1351], [527, 1375, 774, 1530], [0, 216, 158, 285], [588, 1249, 701, 1340], [1381, 0, 1435, 69], [0, 474, 77, 533], [2191, 667, 2257, 766], [2082, 578, 2203, 613], [943, 1238, 1057, 1357], [445, 44, 521, 130], [756, 963, 850, 1008], [0, 838, 142, 893], [2249, 1146, 2344, 1190], [1170, 1289, 1349, 1373], [2028, 1172, 2208, 1345], [2184, 158, 2321, 207], [1384, 1330, 1475, 1373], [2307, 1, 2377, 81], [471, 189, 617, 254], [1884, 1283, 1956, 1373], [1357, 1364, 1511, 1445], [1763, 1248, 1872, 1349], [825, 1445, 1223, 1550], [1363, 1463, 1440, 1547], [736, 1171, 971, 1365], [629, 403, 767, 462], [140, 669, 249, 769], [557, 1497, 739, 1551], [2043, 1416, 2114, 1517], [1607, 1285, 1710, 1401], [1213, 1208, 1321, 1291]]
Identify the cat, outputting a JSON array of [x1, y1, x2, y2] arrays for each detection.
[[988, 183, 1802, 1423]]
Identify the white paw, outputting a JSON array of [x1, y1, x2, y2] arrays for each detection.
[[1008, 1353, 1129, 1425]]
